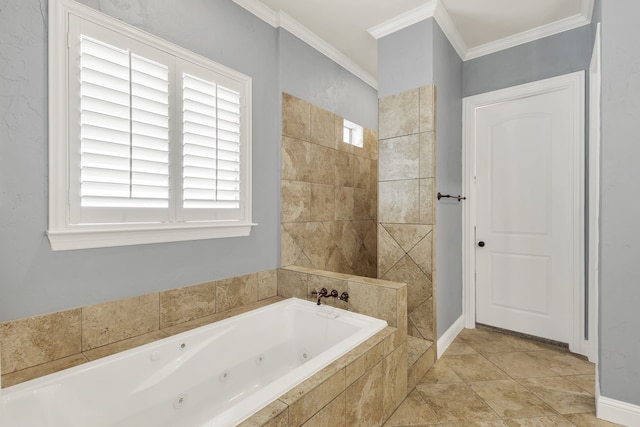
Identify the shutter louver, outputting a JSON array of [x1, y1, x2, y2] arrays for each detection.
[[182, 73, 241, 209], [80, 36, 170, 209]]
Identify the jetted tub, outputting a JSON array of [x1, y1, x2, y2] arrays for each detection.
[[0, 298, 387, 426]]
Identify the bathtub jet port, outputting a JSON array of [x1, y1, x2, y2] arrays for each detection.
[[173, 393, 187, 410]]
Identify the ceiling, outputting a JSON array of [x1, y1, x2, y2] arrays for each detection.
[[233, 0, 593, 86]]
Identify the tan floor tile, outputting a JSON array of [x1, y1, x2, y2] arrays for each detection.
[[416, 383, 500, 422], [392, 330, 609, 427], [485, 352, 559, 379], [458, 328, 485, 338], [564, 412, 626, 426], [563, 374, 596, 396], [469, 380, 557, 419], [524, 351, 594, 376], [518, 377, 595, 414], [503, 416, 574, 426], [384, 424, 440, 427], [385, 389, 439, 426], [441, 422, 509, 427], [442, 354, 510, 382], [459, 329, 551, 354], [443, 338, 478, 356], [419, 360, 464, 384]]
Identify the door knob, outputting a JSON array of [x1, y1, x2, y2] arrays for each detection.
[[478, 241, 485, 247]]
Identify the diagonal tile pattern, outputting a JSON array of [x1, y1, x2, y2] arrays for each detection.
[[385, 328, 624, 427]]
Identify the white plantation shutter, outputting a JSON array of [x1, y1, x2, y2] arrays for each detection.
[[216, 86, 242, 206], [79, 36, 170, 210], [182, 73, 241, 210], [48, 5, 252, 250]]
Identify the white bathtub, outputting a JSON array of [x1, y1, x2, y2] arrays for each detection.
[[0, 298, 387, 427]]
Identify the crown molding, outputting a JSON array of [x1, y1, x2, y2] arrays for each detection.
[[233, 0, 595, 87], [232, 0, 278, 27], [433, 1, 467, 60], [232, 0, 377, 89], [367, 1, 437, 40], [367, 1, 467, 61], [464, 12, 592, 60], [277, 11, 378, 89], [582, 0, 595, 22]]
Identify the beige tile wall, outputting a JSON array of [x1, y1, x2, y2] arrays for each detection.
[[281, 93, 378, 278], [0, 270, 279, 387], [378, 86, 437, 346]]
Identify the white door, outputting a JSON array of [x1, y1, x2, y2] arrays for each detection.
[[472, 74, 584, 344]]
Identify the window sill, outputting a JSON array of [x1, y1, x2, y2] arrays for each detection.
[[47, 222, 257, 251]]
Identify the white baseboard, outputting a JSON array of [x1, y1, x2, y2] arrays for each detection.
[[598, 395, 640, 426], [437, 315, 465, 358]]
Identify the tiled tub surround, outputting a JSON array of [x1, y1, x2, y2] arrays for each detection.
[[0, 268, 410, 426], [281, 93, 379, 278], [276, 266, 436, 417], [1, 298, 387, 426], [272, 266, 411, 425], [0, 270, 279, 387], [378, 86, 437, 348]]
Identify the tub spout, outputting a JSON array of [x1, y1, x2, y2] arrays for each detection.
[[312, 288, 339, 305]]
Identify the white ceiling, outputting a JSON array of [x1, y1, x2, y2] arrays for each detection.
[[234, 0, 593, 86], [444, 0, 584, 48]]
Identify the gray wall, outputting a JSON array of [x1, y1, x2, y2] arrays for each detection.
[[0, 0, 377, 322], [433, 22, 463, 338], [463, 24, 594, 98], [378, 19, 434, 99], [599, 0, 640, 406], [278, 29, 378, 131]]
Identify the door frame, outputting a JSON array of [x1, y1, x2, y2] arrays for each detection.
[[588, 24, 601, 364], [462, 71, 587, 355]]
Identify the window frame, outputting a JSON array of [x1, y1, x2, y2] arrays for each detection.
[[343, 119, 364, 148], [48, 0, 255, 251]]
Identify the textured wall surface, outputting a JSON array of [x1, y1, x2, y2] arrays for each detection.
[[433, 22, 463, 338], [599, 0, 640, 407], [279, 29, 378, 131], [0, 0, 279, 321], [280, 94, 378, 278], [378, 19, 434, 99], [0, 0, 378, 322], [463, 24, 594, 98]]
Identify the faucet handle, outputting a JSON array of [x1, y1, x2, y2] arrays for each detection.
[[339, 291, 349, 302], [329, 289, 339, 298]]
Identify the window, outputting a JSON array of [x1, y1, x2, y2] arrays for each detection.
[[343, 119, 364, 148], [48, 0, 254, 250]]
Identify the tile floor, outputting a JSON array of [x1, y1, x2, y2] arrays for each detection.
[[385, 327, 624, 427]]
